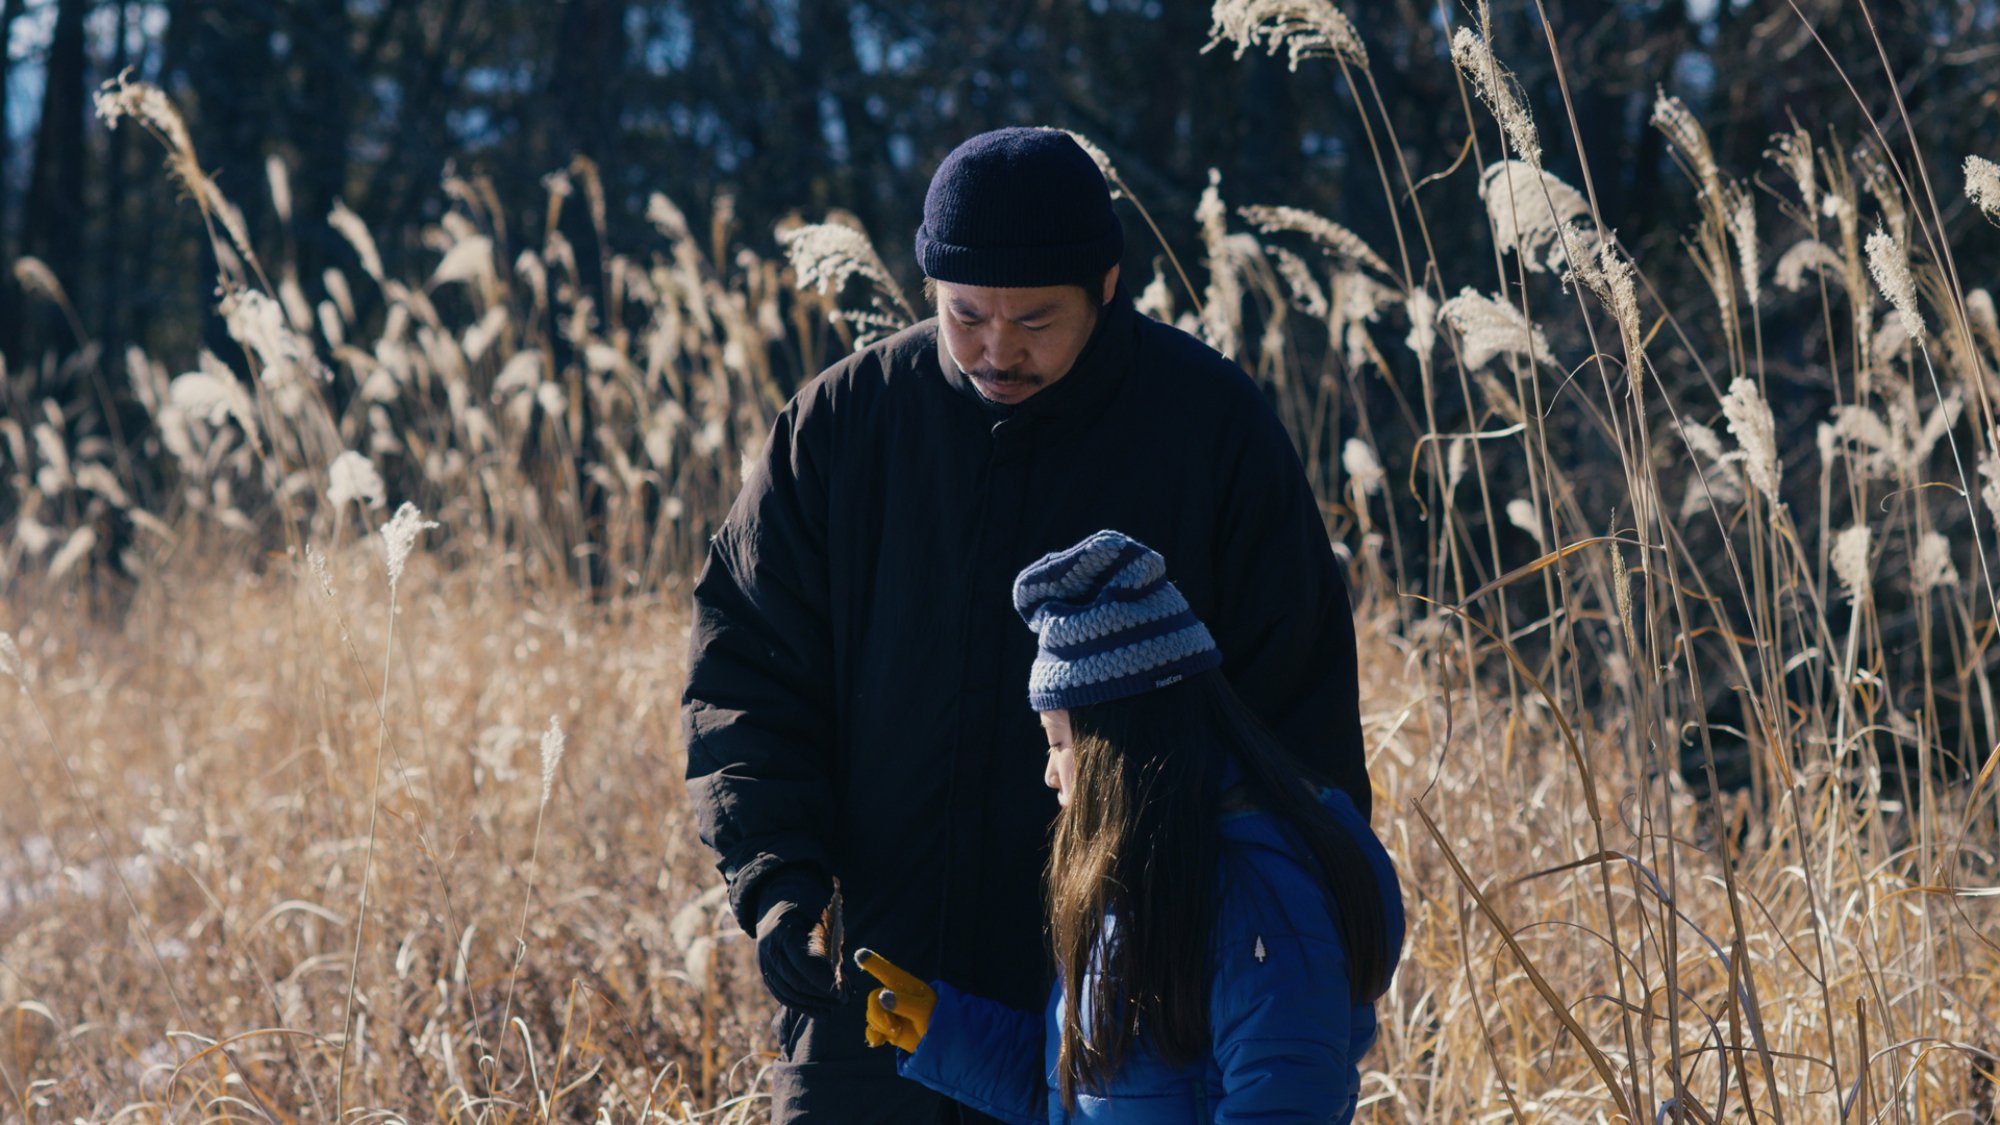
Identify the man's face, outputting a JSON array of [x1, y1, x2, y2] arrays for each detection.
[[935, 266, 1119, 406]]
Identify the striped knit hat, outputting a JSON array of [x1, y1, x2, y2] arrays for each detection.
[[1012, 530, 1222, 711]]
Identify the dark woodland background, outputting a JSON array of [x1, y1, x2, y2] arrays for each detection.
[[4, 0, 1997, 389]]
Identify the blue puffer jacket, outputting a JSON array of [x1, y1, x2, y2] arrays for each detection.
[[894, 783, 1404, 1123]]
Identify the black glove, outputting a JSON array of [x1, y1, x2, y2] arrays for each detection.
[[753, 870, 840, 1013]]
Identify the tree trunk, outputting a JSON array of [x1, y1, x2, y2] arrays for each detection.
[[0, 0, 27, 359], [19, 0, 91, 362]]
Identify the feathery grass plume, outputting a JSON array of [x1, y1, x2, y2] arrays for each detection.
[[432, 235, 496, 292], [96, 73, 263, 282], [0, 632, 21, 682], [1451, 28, 1540, 168], [1865, 227, 1924, 339], [48, 527, 98, 582], [1196, 170, 1243, 358], [1610, 544, 1636, 651], [1566, 240, 1643, 367], [1478, 161, 1590, 273], [1683, 420, 1725, 464], [1720, 377, 1781, 503], [32, 419, 71, 493], [306, 544, 337, 602], [1767, 125, 1819, 218], [1651, 91, 1722, 203], [1269, 247, 1328, 318], [1439, 288, 1553, 371], [1980, 437, 2000, 524], [1404, 288, 1436, 363], [328, 451, 386, 509], [1445, 435, 1467, 492], [1237, 205, 1394, 277], [329, 199, 386, 285], [222, 288, 328, 414], [170, 351, 262, 451], [266, 154, 293, 223], [1342, 438, 1384, 496], [1136, 266, 1175, 322], [1967, 156, 2000, 225], [1505, 497, 1544, 547], [777, 219, 915, 348], [1202, 0, 1366, 70], [1775, 239, 1846, 294], [381, 503, 439, 588], [13, 257, 68, 306], [1832, 523, 1872, 602], [1059, 131, 1122, 200], [75, 463, 131, 509], [1969, 289, 2000, 361], [1912, 532, 1958, 593], [1826, 405, 1897, 479], [1726, 182, 1761, 309], [1332, 270, 1395, 372], [92, 70, 193, 159], [1854, 143, 1908, 245], [539, 715, 566, 806]]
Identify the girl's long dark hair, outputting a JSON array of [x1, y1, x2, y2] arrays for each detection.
[[1045, 668, 1393, 1108]]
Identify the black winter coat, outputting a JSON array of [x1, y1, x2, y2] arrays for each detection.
[[681, 289, 1367, 1113]]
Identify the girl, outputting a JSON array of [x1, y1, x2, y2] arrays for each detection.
[[856, 529, 1403, 1123]]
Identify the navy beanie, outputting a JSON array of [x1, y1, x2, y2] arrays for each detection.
[[915, 127, 1123, 288], [1012, 530, 1223, 711]]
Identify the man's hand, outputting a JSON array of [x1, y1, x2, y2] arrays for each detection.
[[753, 871, 840, 1013], [855, 948, 935, 1052]]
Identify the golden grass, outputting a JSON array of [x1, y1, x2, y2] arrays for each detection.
[[5, 547, 1998, 1122], [8, 4, 2000, 1119], [1, 551, 774, 1122]]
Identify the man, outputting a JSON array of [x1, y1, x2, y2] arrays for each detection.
[[682, 127, 1369, 1122]]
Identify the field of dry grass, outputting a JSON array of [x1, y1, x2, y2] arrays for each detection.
[[7, 1, 2000, 1121], [5, 511, 1995, 1122]]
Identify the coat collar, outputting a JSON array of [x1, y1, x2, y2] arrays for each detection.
[[934, 285, 1138, 427]]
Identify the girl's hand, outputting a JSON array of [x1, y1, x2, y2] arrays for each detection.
[[854, 948, 935, 1051]]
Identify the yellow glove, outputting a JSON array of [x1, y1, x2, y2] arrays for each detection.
[[855, 948, 935, 1052]]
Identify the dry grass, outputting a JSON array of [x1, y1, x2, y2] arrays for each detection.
[[6, 2, 2000, 1120], [1, 547, 776, 1122]]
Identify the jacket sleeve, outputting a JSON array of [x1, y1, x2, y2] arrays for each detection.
[[1212, 398, 1371, 821], [1209, 869, 1363, 1123], [895, 982, 1046, 1125], [681, 384, 840, 933]]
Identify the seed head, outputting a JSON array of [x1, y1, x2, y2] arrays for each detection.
[[1343, 438, 1384, 497], [1506, 498, 1545, 548], [0, 632, 22, 683], [1966, 155, 2000, 225], [1832, 524, 1872, 603], [1479, 161, 1590, 274], [1726, 183, 1761, 310], [1682, 421, 1725, 464], [1775, 239, 1845, 294], [328, 451, 386, 510], [540, 715, 566, 806], [1404, 288, 1437, 364], [1912, 532, 1958, 593], [306, 544, 338, 603], [381, 503, 439, 587], [1203, 0, 1368, 70], [1864, 228, 1924, 339], [1766, 126, 1818, 217], [1720, 378, 1782, 504], [1439, 288, 1554, 372], [1452, 29, 1541, 168]]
